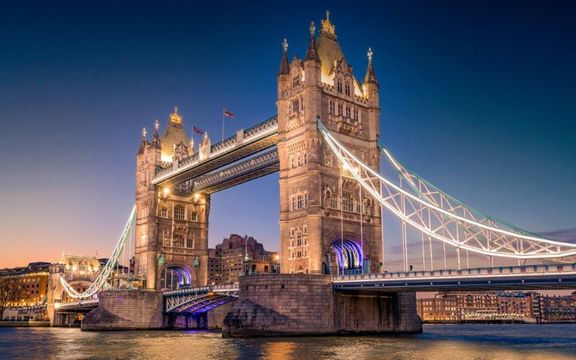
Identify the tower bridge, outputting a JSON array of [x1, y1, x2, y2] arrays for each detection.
[[54, 12, 576, 335]]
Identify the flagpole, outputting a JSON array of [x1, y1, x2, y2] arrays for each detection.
[[221, 107, 225, 142]]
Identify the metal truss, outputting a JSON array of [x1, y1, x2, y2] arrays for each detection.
[[318, 120, 576, 260], [59, 206, 136, 299], [164, 286, 238, 313]]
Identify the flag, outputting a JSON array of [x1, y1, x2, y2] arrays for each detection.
[[193, 126, 204, 134], [223, 109, 235, 118]]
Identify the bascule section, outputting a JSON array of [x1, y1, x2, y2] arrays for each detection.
[[277, 12, 382, 275]]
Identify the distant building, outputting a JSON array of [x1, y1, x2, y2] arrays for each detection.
[[0, 262, 51, 320], [539, 292, 576, 322], [417, 291, 541, 322], [208, 234, 279, 285]]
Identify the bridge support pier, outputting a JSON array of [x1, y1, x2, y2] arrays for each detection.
[[222, 274, 422, 337], [81, 290, 164, 331]]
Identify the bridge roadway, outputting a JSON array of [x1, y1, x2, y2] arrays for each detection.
[[333, 263, 576, 292], [165, 263, 576, 300]]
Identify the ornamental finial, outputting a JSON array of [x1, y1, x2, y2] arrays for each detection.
[[321, 10, 336, 35], [142, 127, 147, 139], [170, 106, 182, 125], [282, 38, 288, 52], [309, 21, 315, 36], [154, 119, 160, 131], [367, 47, 373, 62]]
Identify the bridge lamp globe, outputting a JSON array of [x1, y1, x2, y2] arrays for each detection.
[[193, 193, 200, 202], [162, 187, 170, 198], [54, 302, 61, 310]]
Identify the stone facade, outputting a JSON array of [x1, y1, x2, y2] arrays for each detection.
[[277, 12, 382, 275], [222, 274, 422, 337], [81, 290, 164, 330], [135, 110, 209, 290]]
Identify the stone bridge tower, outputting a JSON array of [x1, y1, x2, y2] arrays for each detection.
[[278, 12, 382, 275], [135, 109, 209, 289]]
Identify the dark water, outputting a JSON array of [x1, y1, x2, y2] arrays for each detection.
[[1, 324, 575, 359]]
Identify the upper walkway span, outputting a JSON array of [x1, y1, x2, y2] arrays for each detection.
[[152, 116, 278, 189]]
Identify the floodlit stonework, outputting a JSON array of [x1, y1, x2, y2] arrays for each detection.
[[135, 110, 209, 290], [277, 12, 382, 275]]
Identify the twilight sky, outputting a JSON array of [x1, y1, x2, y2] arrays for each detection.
[[0, 0, 575, 269]]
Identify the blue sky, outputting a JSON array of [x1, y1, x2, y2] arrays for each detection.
[[0, 0, 574, 268]]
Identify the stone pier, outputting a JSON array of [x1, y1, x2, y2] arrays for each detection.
[[222, 274, 422, 337], [82, 290, 164, 331]]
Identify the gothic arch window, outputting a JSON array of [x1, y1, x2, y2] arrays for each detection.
[[161, 207, 168, 218], [292, 98, 300, 113], [345, 82, 351, 96], [337, 81, 342, 93], [174, 205, 185, 220], [343, 192, 354, 212]]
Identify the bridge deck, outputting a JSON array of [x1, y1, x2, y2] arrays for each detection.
[[333, 263, 576, 291]]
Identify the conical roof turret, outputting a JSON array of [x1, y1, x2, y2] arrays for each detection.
[[278, 38, 290, 76]]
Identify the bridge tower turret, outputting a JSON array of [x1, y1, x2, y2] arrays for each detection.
[[278, 12, 383, 275], [135, 122, 162, 289], [135, 111, 210, 290]]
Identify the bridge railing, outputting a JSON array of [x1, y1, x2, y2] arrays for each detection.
[[334, 263, 576, 282]]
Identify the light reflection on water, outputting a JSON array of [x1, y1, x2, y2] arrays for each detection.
[[1, 324, 575, 360]]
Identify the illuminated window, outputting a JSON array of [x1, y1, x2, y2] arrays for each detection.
[[174, 205, 185, 220]]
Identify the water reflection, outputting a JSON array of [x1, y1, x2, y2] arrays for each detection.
[[0, 324, 575, 360]]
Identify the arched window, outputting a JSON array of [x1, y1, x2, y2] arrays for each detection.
[[345, 82, 351, 96], [292, 98, 300, 113], [174, 205, 185, 220], [343, 192, 354, 212], [337, 81, 342, 93]]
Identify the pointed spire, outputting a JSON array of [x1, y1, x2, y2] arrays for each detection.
[[305, 21, 320, 61], [364, 47, 378, 85], [138, 127, 148, 154], [278, 38, 289, 76], [151, 119, 161, 149]]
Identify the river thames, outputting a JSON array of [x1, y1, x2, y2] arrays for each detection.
[[1, 324, 575, 359]]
